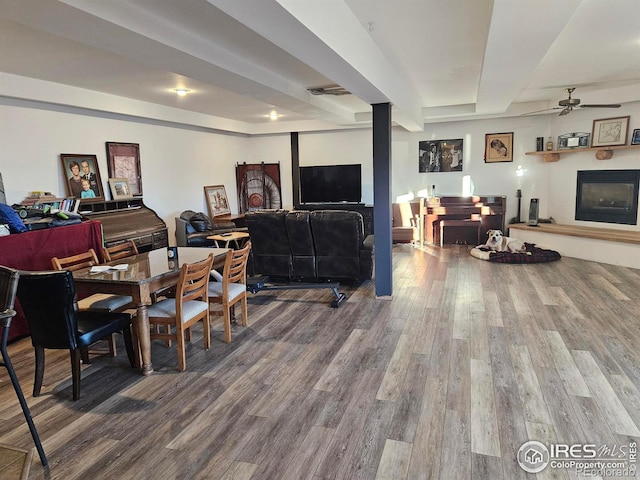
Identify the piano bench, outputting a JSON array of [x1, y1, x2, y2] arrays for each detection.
[[440, 219, 482, 247]]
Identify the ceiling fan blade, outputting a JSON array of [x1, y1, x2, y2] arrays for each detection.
[[521, 107, 562, 115], [579, 104, 621, 108], [558, 106, 572, 116]]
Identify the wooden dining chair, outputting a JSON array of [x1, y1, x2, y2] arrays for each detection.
[[146, 254, 214, 371], [103, 240, 139, 262], [208, 241, 251, 343], [51, 248, 134, 356]]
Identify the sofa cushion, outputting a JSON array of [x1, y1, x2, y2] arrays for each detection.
[[188, 212, 214, 232]]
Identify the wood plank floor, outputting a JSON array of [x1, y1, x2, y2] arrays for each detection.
[[1, 244, 640, 479]]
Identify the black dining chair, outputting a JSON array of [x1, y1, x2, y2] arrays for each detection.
[[16, 269, 136, 401], [0, 265, 48, 465]]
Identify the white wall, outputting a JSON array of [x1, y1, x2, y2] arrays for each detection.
[[0, 103, 247, 244], [2, 96, 639, 248]]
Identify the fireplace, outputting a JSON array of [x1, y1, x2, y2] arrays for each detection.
[[575, 170, 640, 225]]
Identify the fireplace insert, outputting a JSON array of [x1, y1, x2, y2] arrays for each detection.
[[575, 170, 640, 225]]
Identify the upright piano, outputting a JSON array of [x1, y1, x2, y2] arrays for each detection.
[[423, 195, 506, 245]]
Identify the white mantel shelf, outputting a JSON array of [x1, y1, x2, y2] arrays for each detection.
[[525, 144, 640, 163]]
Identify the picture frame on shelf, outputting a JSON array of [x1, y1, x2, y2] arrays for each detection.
[[108, 178, 134, 200], [591, 116, 630, 147], [418, 138, 463, 172], [631, 129, 640, 145], [60, 154, 104, 201], [484, 132, 513, 163], [106, 142, 143, 196], [557, 132, 590, 150], [204, 185, 231, 217]]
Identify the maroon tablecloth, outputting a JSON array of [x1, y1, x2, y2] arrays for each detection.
[[0, 220, 103, 341]]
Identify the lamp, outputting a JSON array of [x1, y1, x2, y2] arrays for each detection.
[[174, 88, 190, 96]]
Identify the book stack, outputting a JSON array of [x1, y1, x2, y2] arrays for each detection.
[[21, 192, 80, 213]]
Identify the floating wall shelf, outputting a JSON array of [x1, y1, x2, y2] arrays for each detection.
[[525, 144, 640, 163]]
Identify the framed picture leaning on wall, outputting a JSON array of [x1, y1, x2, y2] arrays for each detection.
[[106, 142, 143, 196], [60, 154, 104, 200], [204, 185, 231, 217], [109, 178, 134, 200]]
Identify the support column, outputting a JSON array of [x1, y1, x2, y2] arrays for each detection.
[[372, 103, 392, 298], [291, 132, 300, 208]]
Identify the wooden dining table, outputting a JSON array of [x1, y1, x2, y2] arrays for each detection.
[[72, 247, 229, 375]]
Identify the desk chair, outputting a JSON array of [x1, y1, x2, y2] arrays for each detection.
[[147, 254, 214, 371], [0, 266, 48, 465], [16, 270, 136, 401], [208, 241, 251, 343]]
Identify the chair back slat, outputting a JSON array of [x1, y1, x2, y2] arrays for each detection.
[[222, 242, 251, 298], [176, 254, 214, 312], [103, 241, 139, 263], [52, 249, 100, 271]]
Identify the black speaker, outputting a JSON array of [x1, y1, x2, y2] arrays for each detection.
[[527, 198, 539, 226]]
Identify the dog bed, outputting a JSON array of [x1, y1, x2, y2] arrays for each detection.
[[470, 243, 561, 263]]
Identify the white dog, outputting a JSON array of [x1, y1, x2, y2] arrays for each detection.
[[484, 229, 526, 253]]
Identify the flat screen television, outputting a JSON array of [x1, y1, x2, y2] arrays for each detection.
[[299, 164, 362, 204]]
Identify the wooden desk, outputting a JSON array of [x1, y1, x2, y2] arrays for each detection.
[[72, 247, 228, 375]]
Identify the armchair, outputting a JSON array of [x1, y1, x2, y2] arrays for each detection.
[[175, 210, 242, 247], [392, 201, 421, 244]]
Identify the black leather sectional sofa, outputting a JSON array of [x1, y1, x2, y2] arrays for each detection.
[[245, 209, 374, 283]]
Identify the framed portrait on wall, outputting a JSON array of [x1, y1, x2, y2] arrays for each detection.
[[484, 132, 513, 163], [591, 116, 630, 147], [418, 139, 463, 172], [106, 142, 143, 196], [60, 154, 104, 200]]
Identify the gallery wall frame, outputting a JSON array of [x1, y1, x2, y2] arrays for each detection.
[[204, 185, 231, 217], [484, 132, 513, 163], [630, 128, 640, 146], [60, 153, 104, 201], [106, 142, 143, 196], [591, 116, 630, 148], [418, 139, 463, 172]]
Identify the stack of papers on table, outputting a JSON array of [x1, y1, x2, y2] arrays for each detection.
[[89, 264, 129, 273]]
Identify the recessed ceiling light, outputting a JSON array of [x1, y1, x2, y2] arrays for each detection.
[[174, 88, 190, 96], [269, 110, 279, 120]]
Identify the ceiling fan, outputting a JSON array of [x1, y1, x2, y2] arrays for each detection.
[[524, 87, 621, 116]]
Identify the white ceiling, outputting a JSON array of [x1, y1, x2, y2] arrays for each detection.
[[1, 0, 639, 135]]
